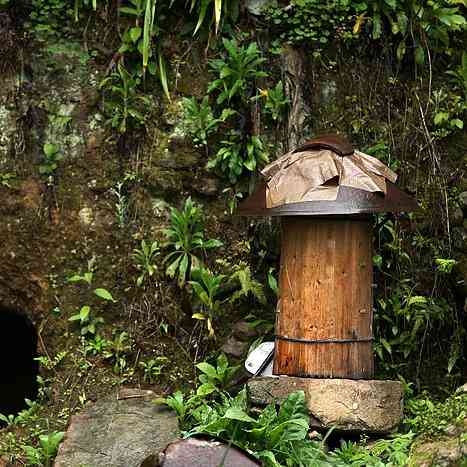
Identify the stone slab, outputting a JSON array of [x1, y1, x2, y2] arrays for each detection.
[[54, 388, 180, 467], [247, 376, 403, 434]]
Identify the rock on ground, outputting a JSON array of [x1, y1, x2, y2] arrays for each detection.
[[160, 438, 260, 466], [54, 388, 179, 467], [247, 376, 403, 434], [412, 435, 467, 466]]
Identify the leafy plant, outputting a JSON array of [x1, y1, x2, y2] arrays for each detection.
[[118, 0, 169, 98], [222, 187, 243, 214], [163, 197, 223, 285], [139, 356, 169, 383], [159, 376, 416, 466], [447, 51, 467, 97], [0, 172, 16, 188], [69, 305, 104, 336], [182, 96, 235, 148], [256, 81, 290, 121], [229, 263, 266, 304], [265, 0, 354, 53], [267, 267, 279, 296], [431, 87, 465, 139], [40, 143, 62, 176], [133, 239, 160, 287], [405, 391, 467, 436], [208, 39, 268, 105], [373, 219, 461, 376], [68, 267, 116, 336], [35, 351, 67, 371], [22, 431, 64, 467], [103, 331, 134, 375], [435, 258, 457, 274], [190, 267, 226, 337], [354, 0, 466, 64], [83, 334, 112, 356], [190, 0, 240, 35], [100, 63, 152, 133], [67, 257, 96, 285], [207, 131, 268, 183], [110, 181, 129, 228], [196, 353, 239, 390]]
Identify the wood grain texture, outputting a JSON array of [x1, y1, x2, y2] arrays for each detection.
[[273, 217, 374, 379]]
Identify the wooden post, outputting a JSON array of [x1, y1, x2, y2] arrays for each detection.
[[273, 217, 374, 379]]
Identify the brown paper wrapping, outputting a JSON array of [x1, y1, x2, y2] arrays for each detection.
[[262, 149, 397, 208]]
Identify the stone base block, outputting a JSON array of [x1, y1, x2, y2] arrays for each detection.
[[247, 376, 403, 434]]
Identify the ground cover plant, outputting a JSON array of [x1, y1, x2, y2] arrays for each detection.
[[0, 0, 465, 465]]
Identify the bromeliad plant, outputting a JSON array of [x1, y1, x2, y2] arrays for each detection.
[[163, 197, 222, 285], [208, 39, 268, 105], [190, 267, 225, 337], [100, 63, 152, 134], [132, 239, 160, 287]]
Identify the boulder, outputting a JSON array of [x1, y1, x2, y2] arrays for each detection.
[[194, 176, 221, 196], [54, 388, 179, 467], [233, 320, 259, 340], [221, 336, 249, 359], [247, 376, 403, 433], [159, 437, 260, 466], [412, 434, 467, 466]]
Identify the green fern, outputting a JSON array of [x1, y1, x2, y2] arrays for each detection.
[[229, 264, 265, 305]]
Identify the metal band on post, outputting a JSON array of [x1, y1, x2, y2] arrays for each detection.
[[275, 335, 373, 344]]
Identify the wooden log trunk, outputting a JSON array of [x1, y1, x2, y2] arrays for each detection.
[[273, 217, 374, 379]]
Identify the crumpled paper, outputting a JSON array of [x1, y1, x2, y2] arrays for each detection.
[[261, 148, 398, 208]]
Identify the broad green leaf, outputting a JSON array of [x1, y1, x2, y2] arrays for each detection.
[[196, 362, 218, 380], [415, 47, 425, 65], [178, 253, 189, 284], [223, 407, 256, 423], [94, 288, 116, 302], [67, 274, 84, 283], [196, 383, 217, 396], [166, 255, 181, 278], [451, 118, 464, 129], [43, 143, 58, 157], [130, 27, 142, 43], [80, 305, 90, 320]]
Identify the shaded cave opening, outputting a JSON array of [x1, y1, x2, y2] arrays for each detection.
[[0, 306, 38, 420]]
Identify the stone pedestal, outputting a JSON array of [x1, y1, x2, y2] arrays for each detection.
[[247, 376, 403, 434]]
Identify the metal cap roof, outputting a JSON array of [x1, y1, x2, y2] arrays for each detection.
[[237, 135, 418, 217]]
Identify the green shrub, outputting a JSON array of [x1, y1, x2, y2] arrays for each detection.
[[208, 39, 268, 105], [182, 96, 235, 148], [163, 197, 223, 285], [190, 267, 225, 337], [207, 131, 268, 184]]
